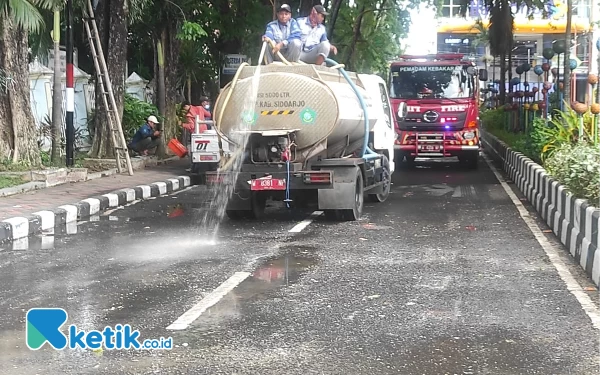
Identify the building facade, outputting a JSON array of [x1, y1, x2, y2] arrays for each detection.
[[435, 0, 598, 101]]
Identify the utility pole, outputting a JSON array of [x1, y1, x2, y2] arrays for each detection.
[[65, 0, 74, 167], [51, 9, 62, 163]]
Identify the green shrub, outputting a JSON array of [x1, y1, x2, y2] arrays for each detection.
[[544, 142, 600, 203], [480, 107, 505, 131]]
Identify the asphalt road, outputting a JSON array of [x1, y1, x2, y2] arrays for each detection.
[[0, 155, 599, 374]]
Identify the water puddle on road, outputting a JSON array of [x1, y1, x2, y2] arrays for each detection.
[[186, 244, 321, 331]]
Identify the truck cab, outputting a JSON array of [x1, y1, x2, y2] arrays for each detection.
[[357, 73, 398, 173], [388, 54, 488, 168]]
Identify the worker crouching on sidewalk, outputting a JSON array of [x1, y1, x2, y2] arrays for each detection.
[[128, 115, 162, 156]]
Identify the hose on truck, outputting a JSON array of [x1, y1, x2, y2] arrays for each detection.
[[324, 58, 380, 161], [216, 41, 268, 171]]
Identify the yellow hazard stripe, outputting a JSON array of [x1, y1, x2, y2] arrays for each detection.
[[260, 110, 295, 115]]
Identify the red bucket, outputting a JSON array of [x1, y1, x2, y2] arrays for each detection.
[[168, 138, 188, 158]]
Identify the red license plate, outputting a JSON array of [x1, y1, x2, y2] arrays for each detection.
[[423, 145, 440, 151], [251, 178, 286, 191], [206, 174, 225, 183]]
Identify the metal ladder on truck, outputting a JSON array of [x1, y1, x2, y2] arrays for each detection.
[[82, 0, 133, 175]]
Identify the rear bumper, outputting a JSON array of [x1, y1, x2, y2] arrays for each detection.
[[205, 170, 334, 191]]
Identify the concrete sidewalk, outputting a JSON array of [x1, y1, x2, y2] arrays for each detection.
[[0, 159, 194, 243]]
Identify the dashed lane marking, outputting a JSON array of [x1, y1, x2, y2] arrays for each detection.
[[288, 211, 323, 233], [166, 272, 251, 330], [483, 153, 600, 330]]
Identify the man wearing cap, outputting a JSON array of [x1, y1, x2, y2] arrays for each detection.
[[128, 115, 162, 156], [297, 5, 337, 65], [262, 4, 302, 64]]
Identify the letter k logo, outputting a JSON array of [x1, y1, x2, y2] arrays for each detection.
[[26, 308, 68, 350]]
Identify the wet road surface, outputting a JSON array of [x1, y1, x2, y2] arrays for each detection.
[[0, 155, 599, 374]]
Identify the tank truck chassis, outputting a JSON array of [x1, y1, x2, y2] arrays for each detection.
[[206, 47, 404, 221]]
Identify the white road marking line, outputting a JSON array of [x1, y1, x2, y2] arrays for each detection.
[[169, 186, 194, 196], [166, 272, 251, 330], [288, 211, 323, 233], [483, 153, 600, 330]]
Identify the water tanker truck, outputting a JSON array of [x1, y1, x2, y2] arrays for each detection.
[[206, 60, 406, 221]]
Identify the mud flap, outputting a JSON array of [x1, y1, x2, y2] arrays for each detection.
[[318, 166, 360, 210]]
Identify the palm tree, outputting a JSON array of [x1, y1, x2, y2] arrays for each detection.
[[471, 19, 492, 73], [0, 0, 62, 165]]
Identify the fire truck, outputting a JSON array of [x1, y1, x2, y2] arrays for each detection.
[[389, 54, 488, 168]]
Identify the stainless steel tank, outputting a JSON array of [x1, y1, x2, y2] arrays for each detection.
[[213, 64, 377, 157]]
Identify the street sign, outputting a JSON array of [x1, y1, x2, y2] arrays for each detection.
[[223, 54, 250, 75]]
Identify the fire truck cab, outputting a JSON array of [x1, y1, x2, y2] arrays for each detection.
[[389, 54, 488, 168]]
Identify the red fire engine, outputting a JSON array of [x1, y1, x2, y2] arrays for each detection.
[[389, 53, 488, 168]]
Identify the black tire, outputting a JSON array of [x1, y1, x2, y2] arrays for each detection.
[[339, 167, 364, 221], [248, 192, 267, 219], [323, 210, 340, 220], [368, 154, 391, 203], [226, 210, 246, 220]]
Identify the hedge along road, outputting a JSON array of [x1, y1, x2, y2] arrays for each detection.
[[0, 155, 598, 374]]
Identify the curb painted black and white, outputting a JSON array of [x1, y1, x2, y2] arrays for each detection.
[[0, 176, 191, 245], [482, 130, 600, 287]]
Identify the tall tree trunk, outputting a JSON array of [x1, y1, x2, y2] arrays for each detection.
[[345, 5, 366, 69], [563, 0, 573, 106], [0, 18, 41, 166], [327, 0, 343, 38], [597, 53, 600, 104], [499, 52, 506, 104], [508, 51, 513, 93], [89, 0, 128, 159], [154, 24, 182, 158], [51, 10, 62, 162]]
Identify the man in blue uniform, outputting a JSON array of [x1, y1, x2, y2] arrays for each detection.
[[128, 115, 161, 156], [262, 4, 302, 64], [297, 5, 337, 65]]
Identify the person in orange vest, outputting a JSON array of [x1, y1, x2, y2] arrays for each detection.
[[180, 99, 212, 147]]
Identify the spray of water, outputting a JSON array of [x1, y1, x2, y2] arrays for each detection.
[[194, 57, 264, 241]]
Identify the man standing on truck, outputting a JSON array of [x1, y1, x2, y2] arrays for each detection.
[[262, 4, 302, 64], [296, 5, 337, 65]]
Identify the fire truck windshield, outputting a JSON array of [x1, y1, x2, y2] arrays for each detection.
[[389, 65, 475, 100]]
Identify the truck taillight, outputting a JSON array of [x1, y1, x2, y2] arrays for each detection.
[[200, 155, 217, 161], [303, 172, 331, 184]]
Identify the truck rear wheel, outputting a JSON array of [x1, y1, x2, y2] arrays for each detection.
[[249, 192, 267, 219], [339, 167, 364, 221], [368, 155, 390, 203]]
